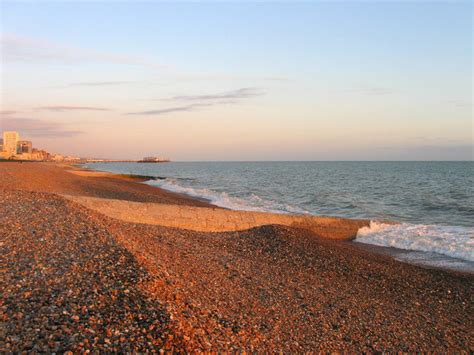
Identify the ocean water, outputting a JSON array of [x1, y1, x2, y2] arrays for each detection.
[[84, 161, 474, 267]]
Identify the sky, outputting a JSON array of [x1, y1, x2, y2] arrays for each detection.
[[0, 1, 472, 161]]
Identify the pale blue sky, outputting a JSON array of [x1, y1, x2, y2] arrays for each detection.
[[1, 1, 472, 160]]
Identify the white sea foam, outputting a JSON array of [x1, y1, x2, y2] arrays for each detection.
[[149, 179, 474, 264], [356, 221, 474, 262], [147, 178, 309, 215]]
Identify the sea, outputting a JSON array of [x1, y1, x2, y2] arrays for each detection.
[[84, 161, 474, 272]]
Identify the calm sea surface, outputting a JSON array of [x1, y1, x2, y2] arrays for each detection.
[[85, 161, 474, 265]]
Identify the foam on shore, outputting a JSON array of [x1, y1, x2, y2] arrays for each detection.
[[82, 165, 474, 271], [146, 176, 474, 267], [146, 178, 310, 215], [356, 221, 474, 262]]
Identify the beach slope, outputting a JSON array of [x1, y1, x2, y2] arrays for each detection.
[[0, 162, 472, 352]]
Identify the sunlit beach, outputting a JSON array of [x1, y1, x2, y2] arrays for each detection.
[[1, 1, 472, 352]]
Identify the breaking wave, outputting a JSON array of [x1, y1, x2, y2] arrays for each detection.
[[356, 221, 474, 262], [149, 178, 474, 263], [146, 178, 310, 215]]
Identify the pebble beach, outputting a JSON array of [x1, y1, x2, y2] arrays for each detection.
[[1, 162, 473, 352]]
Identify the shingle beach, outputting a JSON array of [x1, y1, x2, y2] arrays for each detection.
[[1, 162, 472, 352]]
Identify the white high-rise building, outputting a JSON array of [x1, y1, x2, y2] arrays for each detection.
[[3, 131, 19, 155]]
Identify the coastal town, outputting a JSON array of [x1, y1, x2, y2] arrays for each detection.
[[0, 131, 169, 163], [0, 131, 80, 162]]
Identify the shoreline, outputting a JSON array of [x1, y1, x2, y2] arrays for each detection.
[[72, 163, 219, 206], [80, 162, 473, 274], [1, 161, 473, 352], [353, 242, 474, 276]]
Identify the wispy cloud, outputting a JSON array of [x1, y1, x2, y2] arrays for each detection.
[[1, 33, 164, 69], [2, 33, 286, 84], [129, 105, 196, 116], [67, 81, 132, 87], [38, 106, 111, 112], [404, 136, 472, 145], [0, 110, 18, 115], [128, 102, 224, 116], [2, 118, 84, 138], [341, 85, 396, 96], [359, 86, 394, 95], [173, 73, 289, 82], [448, 99, 472, 108], [164, 87, 264, 102], [129, 87, 264, 116]]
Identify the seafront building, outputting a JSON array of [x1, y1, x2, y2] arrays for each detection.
[[0, 130, 148, 162], [17, 140, 33, 154], [0, 130, 79, 161], [3, 131, 19, 155], [31, 148, 53, 161]]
